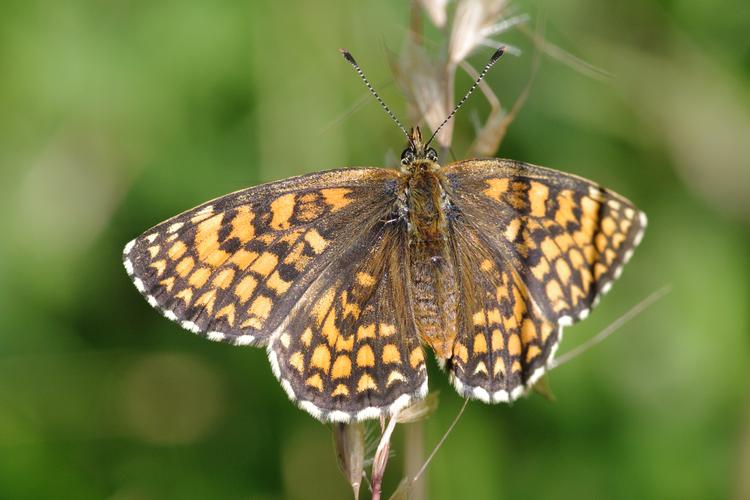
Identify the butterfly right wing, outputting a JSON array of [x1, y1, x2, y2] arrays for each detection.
[[123, 168, 400, 347], [442, 158, 646, 401]]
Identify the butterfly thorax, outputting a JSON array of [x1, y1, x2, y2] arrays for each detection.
[[405, 161, 447, 243], [399, 127, 447, 243], [401, 154, 458, 360]]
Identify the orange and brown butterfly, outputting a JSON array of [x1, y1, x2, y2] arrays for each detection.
[[123, 48, 646, 422]]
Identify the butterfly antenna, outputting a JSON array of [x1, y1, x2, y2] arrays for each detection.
[[426, 47, 506, 148], [340, 49, 413, 147]]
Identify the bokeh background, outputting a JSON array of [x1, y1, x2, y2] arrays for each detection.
[[1, 0, 749, 499]]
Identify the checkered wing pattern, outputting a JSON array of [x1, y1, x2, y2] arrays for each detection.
[[443, 159, 646, 399], [123, 168, 400, 348], [269, 222, 427, 422], [447, 226, 560, 402]]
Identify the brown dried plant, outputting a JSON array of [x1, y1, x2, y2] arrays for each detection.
[[394, 0, 532, 154]]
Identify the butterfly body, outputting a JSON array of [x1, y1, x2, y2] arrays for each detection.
[[399, 163, 456, 362], [123, 126, 646, 422]]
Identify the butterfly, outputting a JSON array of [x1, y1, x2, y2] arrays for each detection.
[[123, 48, 646, 422]]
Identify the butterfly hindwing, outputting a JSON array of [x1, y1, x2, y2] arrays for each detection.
[[446, 225, 560, 401], [445, 159, 646, 325], [123, 168, 400, 347], [269, 221, 428, 422]]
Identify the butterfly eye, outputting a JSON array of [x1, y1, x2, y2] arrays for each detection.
[[426, 148, 439, 162], [400, 149, 416, 165]]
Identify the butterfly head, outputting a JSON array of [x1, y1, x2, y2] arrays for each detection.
[[401, 127, 439, 170]]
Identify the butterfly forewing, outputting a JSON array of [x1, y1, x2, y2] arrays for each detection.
[[269, 221, 427, 422], [123, 168, 400, 347], [445, 159, 646, 325]]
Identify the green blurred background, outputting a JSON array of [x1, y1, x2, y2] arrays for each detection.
[[1, 0, 749, 499]]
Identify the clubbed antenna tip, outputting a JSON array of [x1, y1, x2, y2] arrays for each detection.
[[339, 48, 357, 66], [491, 46, 506, 63]]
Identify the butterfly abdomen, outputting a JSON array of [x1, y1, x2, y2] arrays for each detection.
[[405, 166, 458, 359]]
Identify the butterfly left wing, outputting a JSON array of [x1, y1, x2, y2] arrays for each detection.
[[442, 158, 646, 400], [124, 167, 428, 422]]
